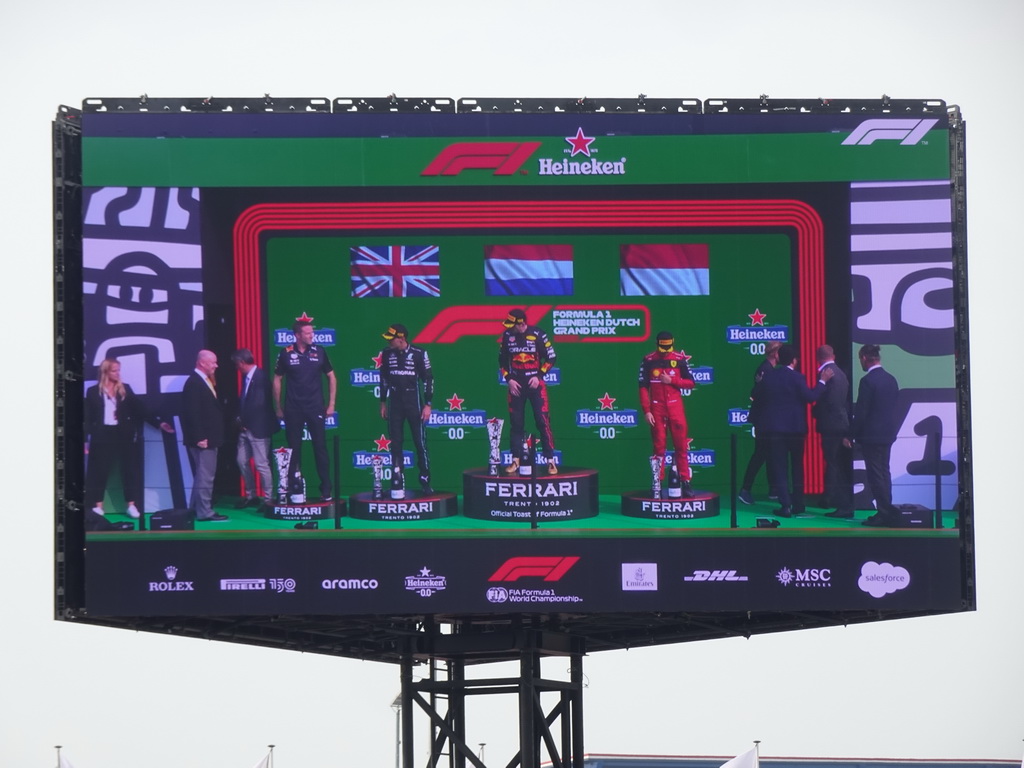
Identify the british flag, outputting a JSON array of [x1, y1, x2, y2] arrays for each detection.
[[350, 245, 441, 298]]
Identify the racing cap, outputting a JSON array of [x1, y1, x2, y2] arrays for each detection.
[[503, 308, 527, 328], [656, 331, 674, 351], [382, 323, 409, 340]]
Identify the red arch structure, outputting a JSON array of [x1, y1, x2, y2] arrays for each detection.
[[232, 198, 826, 492]]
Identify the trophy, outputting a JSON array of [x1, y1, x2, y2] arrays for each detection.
[[486, 418, 504, 475], [371, 454, 384, 499], [274, 447, 293, 504], [649, 455, 664, 499]]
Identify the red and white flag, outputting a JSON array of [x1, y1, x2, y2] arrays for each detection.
[[620, 243, 710, 295]]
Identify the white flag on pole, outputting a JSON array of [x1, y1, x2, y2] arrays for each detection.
[[58, 755, 76, 768], [250, 755, 271, 768], [719, 748, 758, 768]]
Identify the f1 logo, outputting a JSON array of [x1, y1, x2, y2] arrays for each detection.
[[842, 118, 938, 146], [489, 556, 580, 582], [422, 142, 542, 176]]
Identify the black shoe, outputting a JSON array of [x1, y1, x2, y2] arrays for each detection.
[[321, 496, 333, 503], [775, 506, 792, 518], [200, 513, 229, 522], [419, 478, 434, 493], [738, 489, 754, 505], [681, 481, 695, 499], [862, 512, 901, 527], [768, 491, 779, 501], [247, 498, 266, 508], [234, 498, 252, 509], [825, 509, 854, 519]]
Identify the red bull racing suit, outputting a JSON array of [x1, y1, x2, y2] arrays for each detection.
[[499, 325, 556, 461], [638, 350, 696, 479]]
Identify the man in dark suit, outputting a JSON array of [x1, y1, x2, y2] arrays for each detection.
[[849, 344, 901, 527], [739, 340, 782, 505], [232, 348, 279, 508], [813, 344, 854, 518], [756, 344, 832, 518], [181, 349, 228, 522]]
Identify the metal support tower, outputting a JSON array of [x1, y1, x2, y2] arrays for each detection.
[[397, 629, 585, 768]]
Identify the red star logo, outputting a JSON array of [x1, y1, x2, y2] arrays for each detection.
[[295, 311, 314, 323], [566, 127, 595, 157], [373, 434, 391, 452], [597, 392, 616, 410], [748, 308, 767, 326], [446, 393, 465, 411], [372, 352, 383, 369]]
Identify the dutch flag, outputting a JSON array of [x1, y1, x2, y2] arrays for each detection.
[[484, 245, 574, 296]]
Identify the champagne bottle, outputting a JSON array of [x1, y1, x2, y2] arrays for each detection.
[[667, 462, 682, 499], [391, 467, 406, 500], [290, 471, 306, 504], [520, 435, 534, 477]]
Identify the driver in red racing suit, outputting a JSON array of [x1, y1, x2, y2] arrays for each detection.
[[639, 331, 696, 496]]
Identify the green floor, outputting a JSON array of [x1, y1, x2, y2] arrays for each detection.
[[90, 493, 959, 541]]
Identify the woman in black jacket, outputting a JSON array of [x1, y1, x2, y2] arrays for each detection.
[[84, 358, 174, 518]]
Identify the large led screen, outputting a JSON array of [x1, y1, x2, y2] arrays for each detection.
[[62, 104, 971, 623]]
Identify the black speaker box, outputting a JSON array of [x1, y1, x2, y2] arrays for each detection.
[[897, 503, 934, 528], [149, 508, 195, 530]]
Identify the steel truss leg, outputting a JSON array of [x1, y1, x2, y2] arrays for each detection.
[[398, 646, 585, 768]]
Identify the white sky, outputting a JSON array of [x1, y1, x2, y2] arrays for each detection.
[[1, 1, 1022, 766]]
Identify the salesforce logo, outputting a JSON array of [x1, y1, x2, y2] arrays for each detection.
[[857, 561, 911, 598]]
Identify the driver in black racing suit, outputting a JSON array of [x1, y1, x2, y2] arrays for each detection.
[[379, 323, 434, 492], [499, 308, 557, 475]]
